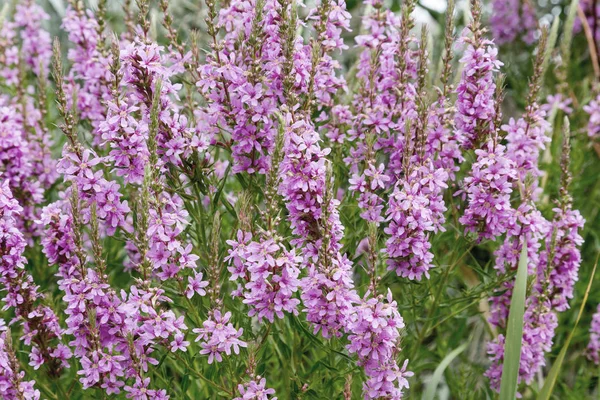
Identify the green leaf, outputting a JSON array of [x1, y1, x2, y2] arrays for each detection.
[[422, 342, 468, 400], [499, 241, 529, 400], [537, 255, 599, 400], [47, 0, 66, 17]]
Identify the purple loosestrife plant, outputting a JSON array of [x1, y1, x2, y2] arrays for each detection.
[[0, 5, 57, 239], [2, 0, 600, 398], [345, 2, 400, 224], [0, 181, 69, 374], [487, 115, 584, 390], [279, 115, 359, 338]]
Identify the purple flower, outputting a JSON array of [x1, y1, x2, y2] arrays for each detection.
[[0, 330, 41, 400], [346, 290, 412, 399], [457, 141, 517, 241], [185, 272, 209, 299], [193, 309, 247, 364], [227, 231, 301, 322], [490, 0, 537, 45], [588, 304, 600, 364], [385, 162, 447, 280], [234, 377, 277, 400], [584, 93, 600, 139], [454, 28, 502, 148]]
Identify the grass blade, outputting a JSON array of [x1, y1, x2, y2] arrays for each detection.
[[499, 241, 529, 400], [561, 0, 580, 64], [422, 343, 468, 400], [541, 15, 560, 79], [537, 254, 599, 400]]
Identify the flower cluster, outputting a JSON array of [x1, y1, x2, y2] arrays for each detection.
[[12, 1, 52, 77], [458, 141, 517, 241], [347, 291, 412, 398], [234, 377, 278, 400], [385, 162, 448, 280], [278, 117, 358, 338], [0, 328, 40, 400], [489, 0, 537, 45], [196, 0, 285, 174], [0, 180, 68, 373], [193, 310, 246, 364], [344, 5, 405, 223], [56, 148, 131, 235], [503, 109, 551, 186], [0, 3, 57, 238], [2, 0, 598, 398], [584, 93, 600, 139], [40, 199, 185, 397], [227, 231, 301, 323], [454, 9, 503, 148], [485, 61, 585, 387], [62, 6, 112, 134]]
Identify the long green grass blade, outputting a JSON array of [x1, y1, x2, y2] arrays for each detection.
[[541, 16, 561, 79], [561, 0, 580, 64], [422, 343, 468, 400], [537, 255, 599, 400], [499, 241, 529, 400]]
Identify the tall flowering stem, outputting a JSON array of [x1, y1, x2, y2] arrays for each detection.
[[0, 181, 68, 375], [454, 0, 503, 149]]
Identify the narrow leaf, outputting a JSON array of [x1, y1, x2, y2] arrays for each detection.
[[422, 343, 468, 400], [499, 241, 529, 400], [541, 16, 561, 80], [47, 0, 66, 17], [561, 0, 580, 64], [537, 254, 599, 400]]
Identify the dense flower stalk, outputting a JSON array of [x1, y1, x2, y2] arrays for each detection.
[[12, 1, 52, 77], [278, 115, 412, 398], [454, 1, 502, 148], [487, 117, 584, 390], [384, 162, 448, 280], [345, 3, 402, 224], [347, 291, 412, 398], [279, 116, 357, 337], [458, 141, 517, 240], [0, 4, 57, 237], [197, 0, 285, 174], [227, 231, 301, 322], [62, 5, 112, 135], [0, 180, 68, 374]]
